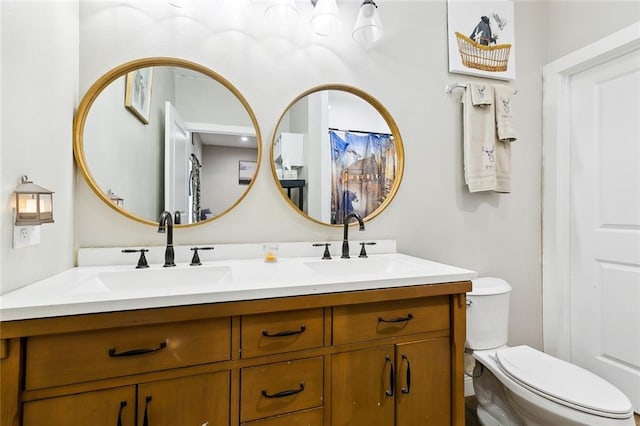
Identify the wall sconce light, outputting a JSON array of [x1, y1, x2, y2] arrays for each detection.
[[107, 189, 124, 208], [14, 175, 54, 226], [265, 0, 299, 30], [310, 0, 342, 36], [352, 0, 384, 45]]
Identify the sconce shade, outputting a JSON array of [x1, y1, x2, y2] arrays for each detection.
[[311, 0, 342, 36], [265, 0, 299, 29], [352, 0, 384, 44], [14, 175, 54, 225]]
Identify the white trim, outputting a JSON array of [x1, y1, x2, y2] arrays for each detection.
[[542, 22, 640, 360]]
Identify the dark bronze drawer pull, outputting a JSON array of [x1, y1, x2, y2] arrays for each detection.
[[108, 341, 167, 358], [378, 313, 414, 323], [262, 325, 306, 337], [117, 401, 127, 426], [142, 396, 152, 426], [261, 382, 305, 398], [385, 355, 394, 397], [401, 354, 411, 394]]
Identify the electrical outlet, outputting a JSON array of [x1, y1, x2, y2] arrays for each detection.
[[13, 225, 40, 249]]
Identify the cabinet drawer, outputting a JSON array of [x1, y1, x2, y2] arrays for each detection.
[[241, 407, 323, 426], [25, 317, 231, 390], [240, 357, 323, 422], [332, 296, 449, 345], [241, 308, 323, 358]]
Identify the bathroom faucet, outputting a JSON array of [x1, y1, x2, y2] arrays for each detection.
[[342, 213, 365, 259], [158, 211, 176, 267]]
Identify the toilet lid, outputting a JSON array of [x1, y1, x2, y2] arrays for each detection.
[[495, 346, 632, 418]]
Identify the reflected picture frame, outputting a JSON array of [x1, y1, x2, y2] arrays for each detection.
[[239, 160, 256, 185], [124, 68, 153, 124]]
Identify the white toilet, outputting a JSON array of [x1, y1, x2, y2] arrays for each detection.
[[466, 277, 635, 426]]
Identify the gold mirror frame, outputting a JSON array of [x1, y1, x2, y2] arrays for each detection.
[[73, 57, 262, 227], [270, 84, 404, 227]]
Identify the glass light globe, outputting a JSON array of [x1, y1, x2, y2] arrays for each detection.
[[352, 0, 384, 45]]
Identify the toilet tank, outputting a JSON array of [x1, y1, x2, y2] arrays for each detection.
[[466, 277, 512, 350]]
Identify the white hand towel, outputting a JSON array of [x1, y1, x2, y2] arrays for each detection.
[[469, 82, 493, 106], [494, 140, 511, 193], [493, 84, 517, 193], [494, 84, 517, 142], [463, 83, 497, 192]]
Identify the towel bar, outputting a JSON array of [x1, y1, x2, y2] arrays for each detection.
[[445, 83, 517, 95]]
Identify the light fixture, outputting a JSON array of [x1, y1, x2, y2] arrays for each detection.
[[14, 175, 54, 226], [352, 0, 384, 45], [265, 0, 299, 30], [310, 0, 342, 36], [107, 189, 124, 208]]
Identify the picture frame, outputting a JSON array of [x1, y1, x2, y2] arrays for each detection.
[[238, 160, 256, 185], [124, 68, 153, 124], [447, 0, 516, 80]]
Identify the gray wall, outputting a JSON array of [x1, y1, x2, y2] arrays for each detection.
[[544, 1, 640, 62], [1, 1, 77, 292], [1, 1, 638, 349]]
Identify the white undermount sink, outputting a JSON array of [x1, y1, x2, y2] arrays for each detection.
[[96, 265, 233, 291], [303, 256, 424, 276]]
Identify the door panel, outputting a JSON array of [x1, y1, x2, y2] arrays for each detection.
[[331, 346, 395, 426], [395, 338, 451, 425], [138, 371, 230, 426], [165, 101, 191, 223], [569, 48, 640, 411], [23, 386, 135, 426]]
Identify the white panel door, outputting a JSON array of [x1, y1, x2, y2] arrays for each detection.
[[164, 101, 191, 223], [569, 48, 640, 411]]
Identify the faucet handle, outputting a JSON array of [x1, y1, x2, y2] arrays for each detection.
[[122, 249, 150, 269], [312, 243, 332, 260], [358, 242, 377, 258], [190, 246, 215, 266]]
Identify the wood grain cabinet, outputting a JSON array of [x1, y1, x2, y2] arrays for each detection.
[[0, 281, 470, 426]]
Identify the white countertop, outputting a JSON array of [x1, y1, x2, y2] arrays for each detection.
[[0, 243, 476, 322]]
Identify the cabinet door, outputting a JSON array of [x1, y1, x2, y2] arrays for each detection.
[[23, 386, 135, 426], [138, 371, 230, 426], [331, 345, 395, 426], [396, 338, 451, 425]]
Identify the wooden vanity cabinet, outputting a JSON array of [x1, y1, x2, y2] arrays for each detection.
[[0, 281, 470, 426], [331, 297, 453, 426]]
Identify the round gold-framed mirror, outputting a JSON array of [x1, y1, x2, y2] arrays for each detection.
[[270, 85, 404, 226], [74, 57, 261, 227]]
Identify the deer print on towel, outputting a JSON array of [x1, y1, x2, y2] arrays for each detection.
[[500, 97, 510, 114], [482, 146, 496, 168], [475, 85, 487, 101]]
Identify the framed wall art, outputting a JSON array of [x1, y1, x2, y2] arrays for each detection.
[[124, 67, 153, 124], [447, 0, 516, 80]]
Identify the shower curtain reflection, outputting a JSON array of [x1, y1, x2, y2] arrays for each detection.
[[329, 130, 396, 224]]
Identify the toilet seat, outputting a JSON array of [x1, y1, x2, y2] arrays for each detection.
[[494, 346, 633, 419]]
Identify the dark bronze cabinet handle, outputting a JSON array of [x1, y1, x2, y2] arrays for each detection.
[[117, 401, 127, 426], [261, 382, 305, 398], [401, 354, 411, 394], [378, 313, 414, 323], [385, 355, 395, 397], [142, 396, 152, 426], [108, 341, 167, 357], [262, 325, 306, 337]]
